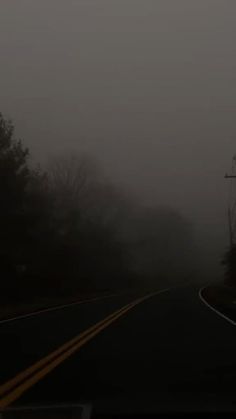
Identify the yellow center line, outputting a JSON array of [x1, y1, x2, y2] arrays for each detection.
[[0, 291, 165, 409], [0, 302, 133, 398]]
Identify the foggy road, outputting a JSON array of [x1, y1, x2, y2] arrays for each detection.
[[2, 2, 236, 416], [1, 284, 236, 414]]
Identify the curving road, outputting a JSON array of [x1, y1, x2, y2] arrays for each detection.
[[1, 284, 236, 415]]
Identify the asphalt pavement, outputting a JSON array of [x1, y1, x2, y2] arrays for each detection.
[[1, 284, 236, 415]]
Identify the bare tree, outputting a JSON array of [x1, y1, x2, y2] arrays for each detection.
[[48, 152, 100, 214], [48, 151, 133, 229]]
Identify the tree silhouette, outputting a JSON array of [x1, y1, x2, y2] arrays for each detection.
[[0, 113, 30, 294]]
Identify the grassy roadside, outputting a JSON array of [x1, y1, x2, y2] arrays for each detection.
[[201, 282, 236, 322]]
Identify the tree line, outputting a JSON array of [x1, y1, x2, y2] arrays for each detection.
[[0, 113, 197, 306]]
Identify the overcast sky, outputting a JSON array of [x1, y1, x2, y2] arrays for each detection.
[[1, 0, 236, 265]]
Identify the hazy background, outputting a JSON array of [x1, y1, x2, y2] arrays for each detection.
[[1, 0, 236, 278]]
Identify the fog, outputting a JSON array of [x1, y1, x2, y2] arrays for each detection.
[[1, 0, 236, 278]]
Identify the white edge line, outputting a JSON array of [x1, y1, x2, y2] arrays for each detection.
[[199, 286, 236, 326], [1, 404, 93, 419], [0, 294, 119, 325], [0, 288, 171, 326]]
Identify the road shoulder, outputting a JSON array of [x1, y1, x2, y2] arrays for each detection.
[[199, 283, 236, 325]]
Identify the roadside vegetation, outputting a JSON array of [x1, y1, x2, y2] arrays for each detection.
[[222, 245, 236, 287], [0, 113, 197, 318], [199, 245, 236, 323]]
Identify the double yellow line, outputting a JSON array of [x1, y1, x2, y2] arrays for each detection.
[[0, 292, 161, 409]]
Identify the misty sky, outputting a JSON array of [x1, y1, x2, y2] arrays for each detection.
[[1, 0, 236, 267]]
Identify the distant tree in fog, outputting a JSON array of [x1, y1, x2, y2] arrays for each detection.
[[222, 245, 236, 286], [47, 152, 131, 291], [48, 152, 99, 214], [123, 206, 196, 284], [0, 112, 198, 309]]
